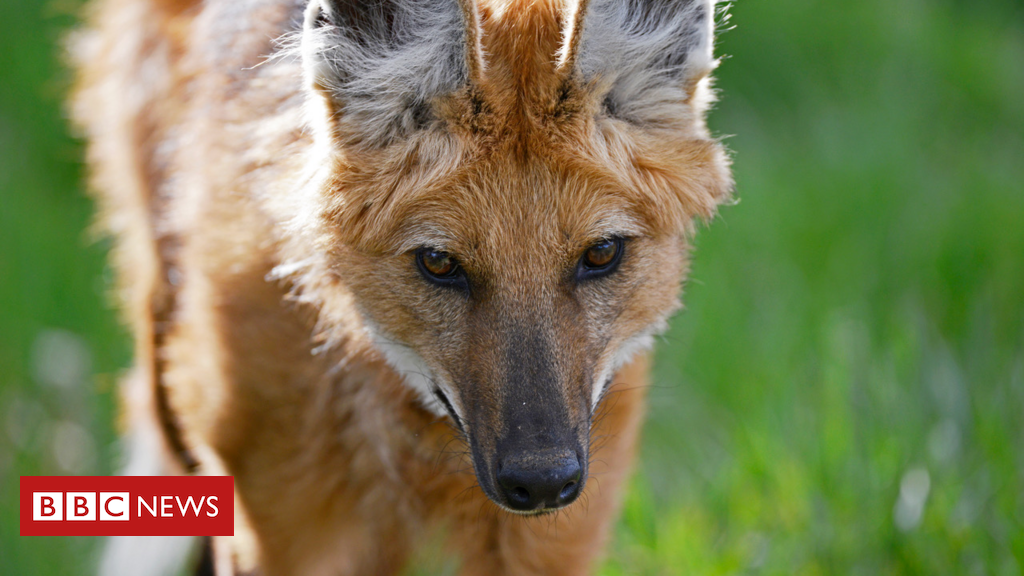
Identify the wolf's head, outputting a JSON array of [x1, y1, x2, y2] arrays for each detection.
[[288, 0, 731, 514]]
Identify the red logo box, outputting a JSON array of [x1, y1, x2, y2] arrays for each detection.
[[20, 476, 233, 536]]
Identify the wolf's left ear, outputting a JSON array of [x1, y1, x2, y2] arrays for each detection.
[[559, 0, 721, 124], [301, 0, 484, 148]]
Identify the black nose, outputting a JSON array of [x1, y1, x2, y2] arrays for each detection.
[[497, 450, 583, 511]]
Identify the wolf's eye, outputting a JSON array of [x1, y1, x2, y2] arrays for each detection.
[[416, 248, 468, 290], [578, 238, 624, 280], [420, 249, 455, 277]]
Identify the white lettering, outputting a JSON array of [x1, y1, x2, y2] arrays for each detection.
[[160, 495, 174, 517], [176, 495, 206, 517], [205, 496, 219, 518], [138, 496, 158, 517]]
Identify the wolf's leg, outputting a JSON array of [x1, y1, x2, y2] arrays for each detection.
[[99, 368, 200, 576]]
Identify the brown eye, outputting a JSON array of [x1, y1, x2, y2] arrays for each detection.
[[578, 238, 624, 280], [421, 250, 455, 277], [416, 248, 468, 290], [584, 240, 618, 267]]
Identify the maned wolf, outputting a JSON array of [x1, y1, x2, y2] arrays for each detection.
[[72, 0, 732, 573]]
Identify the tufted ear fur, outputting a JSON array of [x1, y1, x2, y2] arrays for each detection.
[[301, 0, 483, 148], [561, 0, 722, 126]]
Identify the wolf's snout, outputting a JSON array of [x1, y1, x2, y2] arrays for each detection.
[[496, 449, 583, 512]]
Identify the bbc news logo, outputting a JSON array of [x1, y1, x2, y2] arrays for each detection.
[[33, 492, 133, 521], [21, 476, 233, 536], [32, 491, 218, 521]]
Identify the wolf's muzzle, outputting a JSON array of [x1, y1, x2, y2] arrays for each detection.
[[496, 448, 583, 512]]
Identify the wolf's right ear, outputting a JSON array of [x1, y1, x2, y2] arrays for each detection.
[[301, 0, 484, 148]]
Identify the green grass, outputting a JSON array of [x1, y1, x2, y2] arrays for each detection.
[[0, 0, 128, 570], [2, 0, 1022, 574]]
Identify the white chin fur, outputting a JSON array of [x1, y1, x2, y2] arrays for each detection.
[[591, 320, 666, 409], [361, 322, 461, 420]]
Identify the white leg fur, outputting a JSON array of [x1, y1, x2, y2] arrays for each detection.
[[98, 420, 197, 575]]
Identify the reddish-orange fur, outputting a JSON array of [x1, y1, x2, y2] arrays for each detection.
[[72, 0, 731, 574]]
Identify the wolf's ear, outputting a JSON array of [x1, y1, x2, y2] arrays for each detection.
[[560, 0, 721, 125], [301, 0, 484, 148]]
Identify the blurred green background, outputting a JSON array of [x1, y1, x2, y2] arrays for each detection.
[[2, 0, 1022, 574]]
